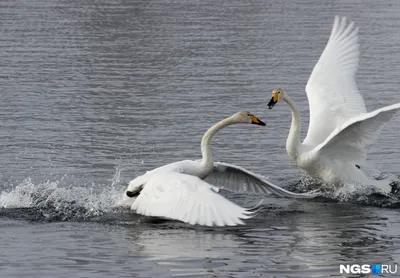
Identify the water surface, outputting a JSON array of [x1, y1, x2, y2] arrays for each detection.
[[1, 0, 400, 277]]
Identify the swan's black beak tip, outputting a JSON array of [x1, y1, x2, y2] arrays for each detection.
[[251, 120, 266, 126], [126, 185, 144, 198], [267, 97, 277, 109], [126, 191, 136, 198], [250, 115, 266, 126]]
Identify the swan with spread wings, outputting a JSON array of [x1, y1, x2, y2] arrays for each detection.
[[267, 16, 400, 194], [120, 111, 319, 227]]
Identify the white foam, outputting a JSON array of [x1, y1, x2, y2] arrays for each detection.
[[0, 165, 129, 220]]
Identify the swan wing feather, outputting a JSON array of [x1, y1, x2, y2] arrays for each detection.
[[314, 103, 400, 163], [132, 172, 260, 227], [304, 15, 366, 147], [204, 162, 320, 199]]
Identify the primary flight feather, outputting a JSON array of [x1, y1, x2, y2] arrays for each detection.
[[119, 111, 319, 227], [267, 16, 400, 194]]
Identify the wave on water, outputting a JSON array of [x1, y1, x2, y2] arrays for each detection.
[[0, 166, 137, 223], [1, 164, 400, 225], [291, 168, 400, 208]]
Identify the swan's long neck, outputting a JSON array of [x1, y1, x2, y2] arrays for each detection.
[[284, 95, 302, 161], [200, 117, 232, 169]]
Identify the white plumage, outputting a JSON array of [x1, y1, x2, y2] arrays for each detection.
[[268, 16, 400, 194], [304, 16, 366, 147], [132, 172, 259, 227], [119, 111, 319, 227]]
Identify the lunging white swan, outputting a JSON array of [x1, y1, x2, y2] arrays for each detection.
[[120, 111, 319, 227], [267, 16, 400, 194]]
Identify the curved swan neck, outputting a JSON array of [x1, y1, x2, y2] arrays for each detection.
[[200, 117, 232, 168], [284, 95, 302, 161]]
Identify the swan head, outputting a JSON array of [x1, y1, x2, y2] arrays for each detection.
[[125, 178, 144, 198], [115, 181, 143, 208], [118, 176, 147, 208], [231, 111, 266, 126], [268, 88, 286, 109]]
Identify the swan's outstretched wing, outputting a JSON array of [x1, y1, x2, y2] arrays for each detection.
[[132, 172, 261, 227], [315, 103, 400, 164], [304, 16, 367, 147], [204, 162, 320, 199]]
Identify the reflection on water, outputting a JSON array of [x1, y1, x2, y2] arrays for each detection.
[[1, 0, 400, 277], [117, 201, 399, 277], [1, 183, 400, 277]]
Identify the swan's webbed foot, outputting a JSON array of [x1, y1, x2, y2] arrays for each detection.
[[390, 181, 400, 195]]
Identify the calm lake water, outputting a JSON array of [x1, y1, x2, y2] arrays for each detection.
[[1, 0, 400, 277]]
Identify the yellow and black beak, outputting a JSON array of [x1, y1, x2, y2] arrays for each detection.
[[250, 115, 266, 126], [268, 93, 279, 109]]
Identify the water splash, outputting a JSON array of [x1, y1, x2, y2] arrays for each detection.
[[2, 163, 400, 224], [292, 169, 400, 208], [0, 166, 131, 222]]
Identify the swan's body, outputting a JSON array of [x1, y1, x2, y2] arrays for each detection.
[[120, 111, 319, 227], [268, 16, 400, 194]]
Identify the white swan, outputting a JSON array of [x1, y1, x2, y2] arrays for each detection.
[[267, 16, 400, 194], [120, 111, 319, 227]]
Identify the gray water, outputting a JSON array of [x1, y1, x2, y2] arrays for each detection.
[[1, 0, 400, 277]]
